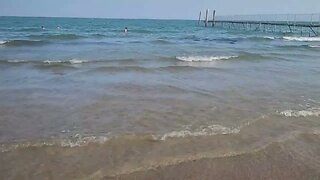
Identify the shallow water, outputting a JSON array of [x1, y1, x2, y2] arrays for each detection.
[[0, 16, 320, 179]]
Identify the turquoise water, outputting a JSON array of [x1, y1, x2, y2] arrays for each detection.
[[1, 16, 320, 179]]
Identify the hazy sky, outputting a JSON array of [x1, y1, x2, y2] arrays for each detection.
[[0, 0, 319, 19]]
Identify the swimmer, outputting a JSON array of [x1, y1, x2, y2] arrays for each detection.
[[124, 27, 128, 33]]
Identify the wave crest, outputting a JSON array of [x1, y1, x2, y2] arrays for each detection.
[[280, 108, 320, 117], [157, 124, 240, 141], [283, 36, 320, 42], [176, 55, 238, 62], [43, 59, 89, 64], [29, 33, 83, 40], [1, 40, 48, 47]]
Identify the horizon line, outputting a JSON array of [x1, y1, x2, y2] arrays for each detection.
[[0, 15, 197, 21]]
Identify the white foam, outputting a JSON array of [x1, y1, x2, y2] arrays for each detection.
[[1, 134, 110, 152], [43, 60, 64, 64], [0, 40, 7, 45], [60, 134, 109, 148], [43, 59, 88, 64], [280, 108, 320, 117], [69, 59, 89, 64], [159, 124, 240, 141], [309, 45, 320, 48], [176, 55, 238, 62], [7, 60, 26, 63], [262, 36, 276, 40], [283, 36, 320, 42]]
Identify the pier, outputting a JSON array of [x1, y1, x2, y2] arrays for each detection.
[[199, 10, 320, 36]]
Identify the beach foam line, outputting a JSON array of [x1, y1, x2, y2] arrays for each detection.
[[1, 134, 110, 152], [283, 36, 320, 42], [176, 55, 238, 62], [0, 124, 240, 152], [280, 108, 320, 117], [157, 124, 240, 141]]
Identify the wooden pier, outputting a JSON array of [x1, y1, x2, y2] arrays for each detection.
[[198, 10, 320, 36]]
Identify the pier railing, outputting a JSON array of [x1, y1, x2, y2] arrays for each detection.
[[215, 14, 320, 25], [199, 11, 320, 36]]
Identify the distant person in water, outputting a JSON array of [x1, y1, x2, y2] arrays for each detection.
[[124, 27, 128, 33], [41, 26, 45, 30]]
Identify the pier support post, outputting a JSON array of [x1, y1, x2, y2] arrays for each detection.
[[205, 9, 209, 27], [198, 11, 202, 25], [212, 10, 216, 27]]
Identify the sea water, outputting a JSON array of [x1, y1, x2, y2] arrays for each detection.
[[0, 16, 320, 179]]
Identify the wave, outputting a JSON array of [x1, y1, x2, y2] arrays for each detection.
[[108, 132, 320, 179], [246, 36, 276, 41], [283, 36, 320, 42], [278, 44, 318, 50], [91, 33, 107, 38], [2, 59, 89, 65], [7, 60, 26, 63], [2, 131, 320, 179], [28, 33, 83, 40], [309, 45, 320, 48], [151, 39, 173, 44], [0, 40, 7, 45], [1, 40, 49, 47], [43, 59, 89, 64], [157, 66, 199, 72], [157, 124, 240, 141], [1, 134, 110, 152], [176, 55, 238, 62], [175, 53, 268, 62], [262, 36, 276, 40], [280, 107, 320, 117], [92, 66, 151, 73], [16, 27, 44, 32], [0, 124, 240, 152]]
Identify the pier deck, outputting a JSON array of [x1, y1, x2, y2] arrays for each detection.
[[199, 11, 320, 36]]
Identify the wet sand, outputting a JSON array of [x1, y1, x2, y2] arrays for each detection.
[[114, 138, 320, 180], [1, 115, 320, 180]]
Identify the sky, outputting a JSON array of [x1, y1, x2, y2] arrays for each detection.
[[0, 0, 319, 19]]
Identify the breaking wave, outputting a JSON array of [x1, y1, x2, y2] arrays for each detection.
[[0, 40, 7, 45], [1, 134, 110, 153], [175, 52, 269, 62], [43, 59, 89, 64], [176, 55, 238, 62], [1, 124, 241, 152], [280, 107, 320, 117], [283, 36, 320, 42], [157, 124, 240, 141], [1, 59, 90, 65], [246, 36, 276, 41], [309, 45, 320, 48], [7, 60, 26, 63]]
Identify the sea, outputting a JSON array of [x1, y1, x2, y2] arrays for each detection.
[[0, 16, 320, 179]]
